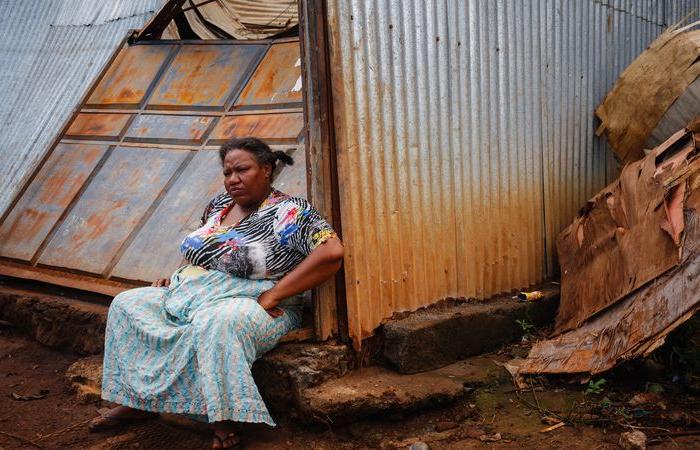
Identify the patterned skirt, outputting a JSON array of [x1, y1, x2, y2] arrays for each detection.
[[101, 265, 302, 425]]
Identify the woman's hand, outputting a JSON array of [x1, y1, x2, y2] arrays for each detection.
[[151, 278, 170, 288], [256, 237, 344, 318], [257, 290, 284, 318]]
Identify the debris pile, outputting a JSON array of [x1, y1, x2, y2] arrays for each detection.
[[519, 119, 700, 376]]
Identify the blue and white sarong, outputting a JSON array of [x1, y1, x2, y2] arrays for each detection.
[[101, 265, 302, 426]]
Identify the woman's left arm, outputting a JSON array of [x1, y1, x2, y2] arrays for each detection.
[[257, 237, 344, 317]]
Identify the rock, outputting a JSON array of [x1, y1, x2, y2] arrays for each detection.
[[479, 432, 502, 442], [618, 431, 647, 450], [409, 442, 430, 450], [435, 421, 458, 432], [628, 392, 662, 406], [65, 355, 103, 404]]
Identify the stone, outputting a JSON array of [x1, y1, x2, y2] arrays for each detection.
[[409, 442, 430, 450], [619, 431, 647, 450], [65, 355, 104, 404], [382, 286, 560, 373]]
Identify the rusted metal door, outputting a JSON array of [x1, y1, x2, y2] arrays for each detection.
[[0, 38, 306, 296]]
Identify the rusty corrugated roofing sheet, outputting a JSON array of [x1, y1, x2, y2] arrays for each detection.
[[181, 0, 298, 40], [0, 0, 164, 218], [326, 0, 700, 348]]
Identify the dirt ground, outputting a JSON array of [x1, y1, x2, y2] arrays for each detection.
[[1, 322, 699, 449]]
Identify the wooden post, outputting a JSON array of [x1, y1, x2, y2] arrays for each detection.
[[299, 0, 348, 341]]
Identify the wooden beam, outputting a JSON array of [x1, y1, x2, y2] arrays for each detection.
[[299, 0, 347, 342], [0, 261, 137, 298], [134, 0, 187, 42]]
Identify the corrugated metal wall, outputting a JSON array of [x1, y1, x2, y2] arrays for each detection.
[[0, 0, 163, 218], [326, 0, 700, 346]]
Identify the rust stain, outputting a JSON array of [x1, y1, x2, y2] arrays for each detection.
[[150, 45, 264, 108], [0, 144, 108, 261], [211, 113, 303, 141], [88, 45, 171, 105], [235, 42, 303, 107], [66, 113, 132, 138]]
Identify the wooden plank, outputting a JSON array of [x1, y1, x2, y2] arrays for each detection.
[[235, 42, 304, 107], [111, 150, 223, 282], [87, 45, 173, 107], [37, 147, 189, 275], [148, 45, 265, 109], [65, 113, 133, 139], [0, 143, 108, 261], [0, 260, 137, 298], [278, 327, 315, 343]]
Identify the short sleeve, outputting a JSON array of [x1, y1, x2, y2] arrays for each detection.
[[273, 198, 337, 256], [200, 193, 231, 226]]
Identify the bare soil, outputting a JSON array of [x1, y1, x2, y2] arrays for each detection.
[[1, 323, 699, 449]]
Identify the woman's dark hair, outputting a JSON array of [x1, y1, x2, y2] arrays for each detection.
[[219, 137, 294, 175]]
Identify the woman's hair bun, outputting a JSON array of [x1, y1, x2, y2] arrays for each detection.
[[273, 150, 294, 166]]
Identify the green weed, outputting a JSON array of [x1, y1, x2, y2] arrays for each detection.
[[585, 378, 607, 395]]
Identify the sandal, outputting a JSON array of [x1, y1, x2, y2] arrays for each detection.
[[88, 408, 157, 432], [212, 431, 240, 449]]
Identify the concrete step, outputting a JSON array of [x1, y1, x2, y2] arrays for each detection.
[[65, 349, 510, 426], [298, 355, 510, 424], [381, 284, 560, 374]]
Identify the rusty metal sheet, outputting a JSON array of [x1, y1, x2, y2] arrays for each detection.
[[235, 42, 303, 107], [87, 44, 172, 107], [37, 146, 189, 275], [519, 126, 700, 376], [124, 114, 215, 144], [111, 150, 223, 282], [0, 143, 108, 261], [65, 113, 133, 139], [148, 44, 265, 109], [209, 113, 303, 143], [554, 129, 694, 334]]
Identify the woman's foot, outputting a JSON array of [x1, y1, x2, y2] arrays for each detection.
[[88, 405, 157, 432], [212, 423, 240, 449]]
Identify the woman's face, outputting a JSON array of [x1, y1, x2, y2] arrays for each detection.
[[223, 149, 272, 208]]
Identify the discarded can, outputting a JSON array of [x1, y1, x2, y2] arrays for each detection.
[[518, 291, 545, 302]]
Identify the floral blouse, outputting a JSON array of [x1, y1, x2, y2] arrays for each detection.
[[180, 189, 337, 280]]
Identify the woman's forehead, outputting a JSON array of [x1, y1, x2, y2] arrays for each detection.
[[223, 149, 257, 167]]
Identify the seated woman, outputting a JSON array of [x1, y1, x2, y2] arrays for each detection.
[[89, 137, 343, 449]]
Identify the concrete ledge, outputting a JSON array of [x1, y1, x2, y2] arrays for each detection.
[[382, 285, 560, 374], [0, 283, 108, 354]]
